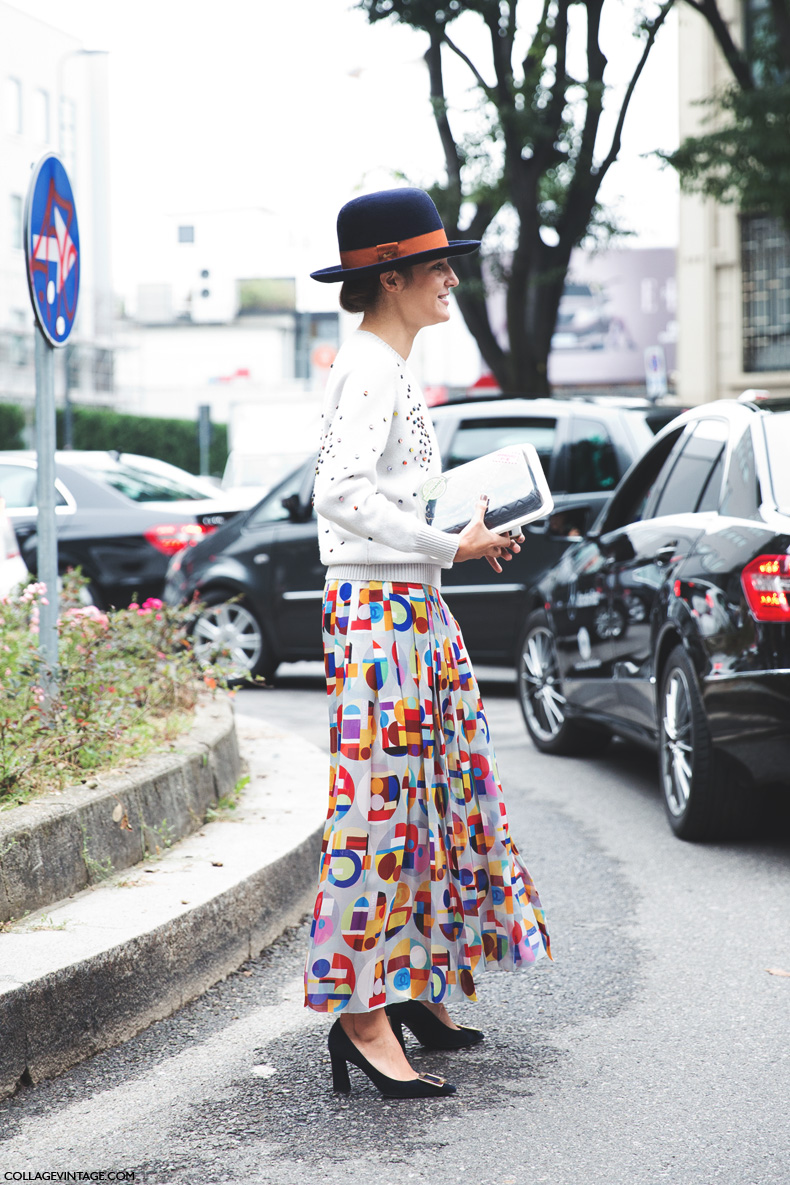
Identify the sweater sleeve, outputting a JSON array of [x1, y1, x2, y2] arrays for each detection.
[[313, 364, 459, 567]]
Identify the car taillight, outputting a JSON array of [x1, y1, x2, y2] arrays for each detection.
[[144, 523, 216, 556], [741, 554, 790, 622]]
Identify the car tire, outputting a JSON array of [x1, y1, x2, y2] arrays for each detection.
[[516, 610, 611, 756], [191, 589, 277, 684], [658, 645, 740, 841]]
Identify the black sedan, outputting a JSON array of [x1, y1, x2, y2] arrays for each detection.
[[164, 394, 673, 679], [0, 451, 246, 608], [517, 395, 790, 841]]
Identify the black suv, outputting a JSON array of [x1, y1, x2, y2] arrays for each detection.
[[164, 395, 677, 679]]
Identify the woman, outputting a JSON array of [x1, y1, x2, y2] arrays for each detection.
[[305, 188, 550, 1099]]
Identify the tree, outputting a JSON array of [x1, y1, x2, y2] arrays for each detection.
[[358, 0, 674, 395], [664, 0, 790, 228]]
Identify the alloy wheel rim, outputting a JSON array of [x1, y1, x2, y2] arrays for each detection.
[[519, 625, 567, 742], [192, 602, 262, 676], [661, 668, 694, 817]]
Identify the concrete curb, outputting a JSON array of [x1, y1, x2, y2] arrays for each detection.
[[0, 697, 241, 924], [0, 713, 326, 1100]]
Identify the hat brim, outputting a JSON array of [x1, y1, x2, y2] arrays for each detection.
[[310, 239, 480, 283]]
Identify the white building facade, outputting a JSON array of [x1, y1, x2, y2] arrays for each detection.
[[677, 0, 790, 404], [0, 0, 113, 418]]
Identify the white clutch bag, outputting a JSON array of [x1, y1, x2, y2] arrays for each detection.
[[420, 443, 554, 535]]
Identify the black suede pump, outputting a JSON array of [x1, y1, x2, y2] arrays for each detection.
[[328, 1020, 456, 1098], [386, 1000, 484, 1050]]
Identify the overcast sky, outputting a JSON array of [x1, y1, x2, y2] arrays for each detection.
[[10, 0, 679, 296]]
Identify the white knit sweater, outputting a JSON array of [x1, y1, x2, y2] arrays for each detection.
[[313, 330, 459, 586]]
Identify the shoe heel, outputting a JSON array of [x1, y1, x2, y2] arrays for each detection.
[[331, 1053, 351, 1094]]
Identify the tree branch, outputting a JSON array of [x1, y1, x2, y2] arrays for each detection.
[[442, 32, 494, 95], [424, 33, 463, 210], [541, 0, 571, 158], [683, 0, 755, 88], [522, 0, 553, 82]]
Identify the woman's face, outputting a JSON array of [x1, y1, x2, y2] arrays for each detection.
[[398, 258, 460, 328]]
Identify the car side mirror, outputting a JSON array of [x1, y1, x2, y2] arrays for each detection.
[[599, 530, 636, 563], [281, 492, 307, 522], [547, 507, 590, 541]]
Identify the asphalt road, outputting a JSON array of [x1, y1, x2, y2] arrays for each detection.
[[1, 664, 789, 1185]]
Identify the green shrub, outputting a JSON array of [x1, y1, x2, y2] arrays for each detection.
[[0, 573, 226, 803], [55, 407, 229, 477], [0, 404, 26, 450]]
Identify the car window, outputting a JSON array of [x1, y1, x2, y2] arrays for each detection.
[[720, 426, 760, 520], [0, 464, 67, 509], [74, 458, 209, 503], [567, 417, 620, 493], [446, 417, 556, 472], [599, 427, 685, 533], [246, 463, 313, 528], [0, 464, 37, 508], [652, 418, 729, 518], [696, 450, 725, 513], [763, 412, 790, 512]]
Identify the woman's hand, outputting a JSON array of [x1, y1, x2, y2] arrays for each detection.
[[454, 497, 525, 574]]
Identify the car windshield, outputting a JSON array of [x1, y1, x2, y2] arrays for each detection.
[[763, 414, 790, 511], [75, 458, 210, 503]]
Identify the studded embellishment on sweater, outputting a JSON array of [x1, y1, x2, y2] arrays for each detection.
[[312, 331, 459, 571]]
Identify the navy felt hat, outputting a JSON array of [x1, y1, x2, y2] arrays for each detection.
[[310, 187, 480, 283]]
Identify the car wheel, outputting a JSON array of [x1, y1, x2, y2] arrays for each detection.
[[517, 610, 611, 755], [658, 645, 738, 841], [191, 590, 277, 683]]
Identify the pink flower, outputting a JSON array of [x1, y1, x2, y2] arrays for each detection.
[[127, 602, 139, 611], [142, 597, 163, 610]]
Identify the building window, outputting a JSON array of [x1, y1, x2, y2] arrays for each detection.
[[741, 214, 790, 372], [33, 88, 50, 142], [10, 195, 22, 250], [178, 225, 195, 243], [5, 77, 22, 134]]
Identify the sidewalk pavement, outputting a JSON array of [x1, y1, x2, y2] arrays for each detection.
[[0, 713, 327, 1100]]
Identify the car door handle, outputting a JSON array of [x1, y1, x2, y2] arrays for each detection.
[[655, 543, 678, 565]]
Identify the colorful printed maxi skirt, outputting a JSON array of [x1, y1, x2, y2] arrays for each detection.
[[304, 579, 551, 1014]]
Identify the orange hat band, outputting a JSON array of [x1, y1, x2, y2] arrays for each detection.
[[339, 228, 449, 270]]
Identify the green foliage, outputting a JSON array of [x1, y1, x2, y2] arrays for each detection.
[[0, 572, 228, 804], [0, 404, 26, 450], [55, 406, 229, 477], [664, 79, 790, 224], [665, 3, 790, 227]]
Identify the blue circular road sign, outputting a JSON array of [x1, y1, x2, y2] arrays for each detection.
[[24, 153, 80, 348]]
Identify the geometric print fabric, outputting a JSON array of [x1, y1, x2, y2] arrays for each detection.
[[304, 579, 551, 1014]]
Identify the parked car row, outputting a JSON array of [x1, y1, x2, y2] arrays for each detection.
[[0, 451, 253, 607], [7, 390, 787, 844], [165, 393, 676, 678]]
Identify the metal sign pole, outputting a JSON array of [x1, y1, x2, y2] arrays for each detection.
[[34, 326, 59, 689], [25, 153, 81, 702]]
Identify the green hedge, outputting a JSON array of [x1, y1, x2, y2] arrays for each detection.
[[0, 404, 27, 450], [55, 406, 229, 476]]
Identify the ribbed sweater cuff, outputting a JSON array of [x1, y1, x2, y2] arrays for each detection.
[[416, 526, 460, 568], [326, 563, 441, 588]]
